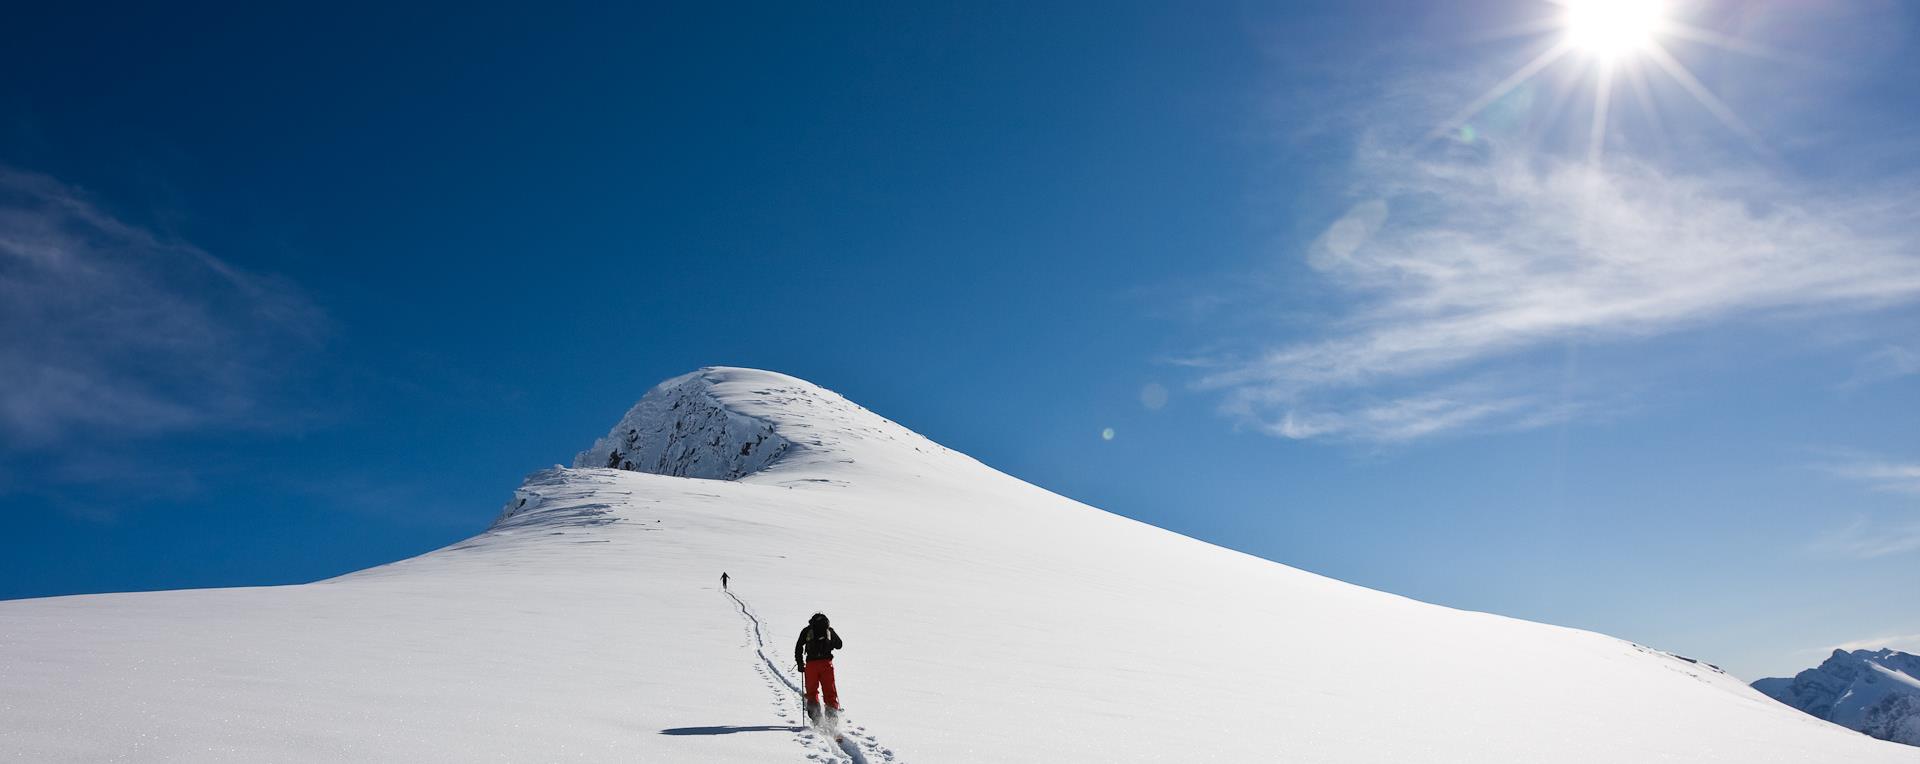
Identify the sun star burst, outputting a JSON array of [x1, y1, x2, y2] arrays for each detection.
[[1427, 0, 1768, 162]]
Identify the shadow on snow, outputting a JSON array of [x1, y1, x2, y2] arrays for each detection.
[[659, 725, 802, 736]]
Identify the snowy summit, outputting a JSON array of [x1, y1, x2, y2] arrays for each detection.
[[2, 367, 1916, 762], [1756, 649, 1920, 748]]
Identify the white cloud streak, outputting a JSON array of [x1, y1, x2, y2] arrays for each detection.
[[1839, 344, 1920, 391], [1832, 634, 1920, 654], [1197, 148, 1920, 441], [1804, 452, 1920, 560], [0, 167, 323, 447], [1823, 457, 1920, 496], [1809, 517, 1920, 560]]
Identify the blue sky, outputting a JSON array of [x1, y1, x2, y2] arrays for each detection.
[[2, 0, 1916, 680]]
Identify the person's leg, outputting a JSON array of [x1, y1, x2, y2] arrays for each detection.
[[802, 661, 824, 724], [820, 661, 839, 710]]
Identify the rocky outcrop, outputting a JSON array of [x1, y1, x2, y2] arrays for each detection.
[[572, 369, 791, 481]]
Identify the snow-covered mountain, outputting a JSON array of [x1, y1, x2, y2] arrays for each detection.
[[1755, 649, 1920, 748], [3, 366, 1916, 762]]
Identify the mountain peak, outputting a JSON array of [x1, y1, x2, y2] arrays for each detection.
[[572, 368, 794, 480], [1756, 648, 1920, 747], [571, 367, 960, 483]]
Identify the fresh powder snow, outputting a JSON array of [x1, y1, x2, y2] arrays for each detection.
[[2, 367, 1915, 762]]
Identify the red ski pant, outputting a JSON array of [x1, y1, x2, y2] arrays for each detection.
[[804, 659, 839, 709]]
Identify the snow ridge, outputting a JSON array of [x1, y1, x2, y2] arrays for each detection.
[[490, 466, 622, 530], [1755, 648, 1920, 747], [573, 369, 791, 480]]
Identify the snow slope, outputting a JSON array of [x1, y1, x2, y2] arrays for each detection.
[[1756, 649, 1920, 747], [3, 367, 1915, 762]]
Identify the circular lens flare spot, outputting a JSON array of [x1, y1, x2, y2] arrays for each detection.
[[1140, 383, 1169, 411], [1564, 0, 1665, 60], [1100, 427, 1115, 441]]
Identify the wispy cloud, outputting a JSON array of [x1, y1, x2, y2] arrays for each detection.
[[1185, 7, 1920, 442], [1193, 143, 1920, 441], [0, 167, 324, 447], [1809, 516, 1920, 560], [1218, 371, 1600, 442], [1822, 456, 1920, 496], [1832, 634, 1920, 654], [1803, 451, 1920, 560], [1838, 344, 1920, 391]]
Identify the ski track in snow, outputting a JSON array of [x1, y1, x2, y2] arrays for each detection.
[[727, 588, 896, 764]]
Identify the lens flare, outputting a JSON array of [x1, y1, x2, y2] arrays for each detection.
[[1424, 0, 1766, 160]]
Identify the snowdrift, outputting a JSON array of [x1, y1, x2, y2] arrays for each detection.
[[2, 367, 1914, 762]]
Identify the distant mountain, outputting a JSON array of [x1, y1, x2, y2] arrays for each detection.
[[1756, 648, 1920, 747]]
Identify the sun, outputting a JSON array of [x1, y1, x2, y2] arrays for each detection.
[[1563, 0, 1667, 62], [1428, 0, 1765, 163]]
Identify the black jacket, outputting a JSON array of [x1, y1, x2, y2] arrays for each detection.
[[795, 624, 843, 666]]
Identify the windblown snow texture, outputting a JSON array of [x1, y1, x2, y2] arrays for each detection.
[[2, 366, 1916, 762], [1756, 649, 1920, 747], [574, 369, 791, 479]]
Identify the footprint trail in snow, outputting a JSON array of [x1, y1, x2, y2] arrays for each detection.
[[727, 589, 898, 764]]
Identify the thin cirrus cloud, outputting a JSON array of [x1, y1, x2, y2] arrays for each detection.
[[1804, 453, 1920, 560], [1825, 458, 1920, 496], [1831, 633, 1920, 654], [1809, 517, 1920, 560], [0, 167, 324, 448], [1838, 344, 1920, 392], [1192, 145, 1920, 442]]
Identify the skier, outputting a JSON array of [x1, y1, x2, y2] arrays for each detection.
[[720, 572, 729, 590], [794, 613, 844, 728]]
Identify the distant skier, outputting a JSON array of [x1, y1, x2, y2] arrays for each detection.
[[794, 613, 844, 726], [720, 572, 729, 590]]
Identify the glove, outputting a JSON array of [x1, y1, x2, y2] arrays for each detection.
[[797, 663, 806, 674]]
